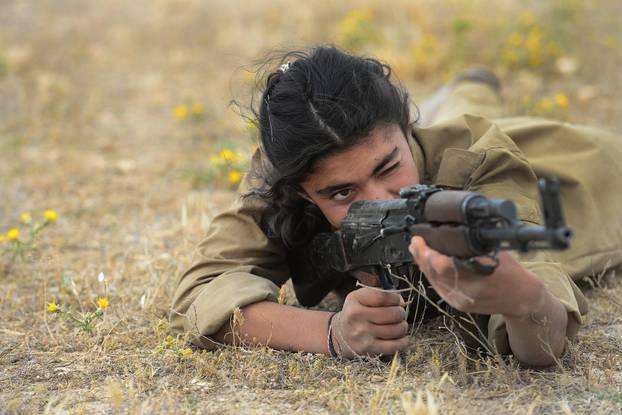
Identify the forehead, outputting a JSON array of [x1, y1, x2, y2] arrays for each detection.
[[304, 124, 404, 186]]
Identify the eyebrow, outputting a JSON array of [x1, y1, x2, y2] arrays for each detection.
[[315, 146, 399, 196]]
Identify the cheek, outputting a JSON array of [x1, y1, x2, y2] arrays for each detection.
[[315, 201, 350, 228]]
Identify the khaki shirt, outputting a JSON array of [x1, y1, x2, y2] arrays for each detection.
[[171, 97, 622, 353]]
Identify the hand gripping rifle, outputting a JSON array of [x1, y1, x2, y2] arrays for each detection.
[[310, 177, 572, 290]]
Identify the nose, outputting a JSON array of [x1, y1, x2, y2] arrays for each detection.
[[363, 185, 400, 201]]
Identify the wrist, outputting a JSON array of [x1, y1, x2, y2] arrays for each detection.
[[327, 312, 339, 357], [329, 311, 351, 358], [503, 269, 547, 320]]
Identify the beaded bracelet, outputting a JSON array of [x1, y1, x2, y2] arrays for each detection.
[[327, 312, 339, 357]]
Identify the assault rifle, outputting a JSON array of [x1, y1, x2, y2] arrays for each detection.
[[310, 177, 572, 290]]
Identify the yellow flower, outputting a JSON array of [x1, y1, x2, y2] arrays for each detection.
[[246, 119, 257, 131], [43, 209, 58, 222], [219, 149, 236, 162], [410, 33, 440, 74], [209, 154, 224, 166], [442, 70, 455, 82], [191, 102, 205, 117], [528, 53, 542, 68], [546, 42, 562, 57], [242, 70, 256, 84], [182, 347, 193, 358], [0, 235, 4, 243], [338, 7, 379, 50], [174, 105, 188, 120], [412, 47, 429, 68], [228, 170, 242, 185], [554, 93, 569, 109], [97, 297, 109, 310], [421, 33, 439, 53], [518, 12, 535, 26], [166, 335, 175, 345], [47, 301, 59, 312], [534, 97, 554, 113], [525, 29, 542, 53], [7, 228, 20, 241], [508, 32, 523, 47], [605, 36, 619, 50], [20, 212, 32, 224], [339, 8, 374, 39]]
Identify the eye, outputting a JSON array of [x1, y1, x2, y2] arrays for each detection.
[[381, 162, 400, 176], [331, 188, 354, 201]]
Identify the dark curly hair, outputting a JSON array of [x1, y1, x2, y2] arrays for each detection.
[[247, 45, 413, 248]]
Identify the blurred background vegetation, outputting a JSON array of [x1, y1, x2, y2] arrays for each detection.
[[1, 0, 621, 413], [0, 0, 620, 192]]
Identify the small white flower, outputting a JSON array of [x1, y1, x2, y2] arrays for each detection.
[[97, 272, 105, 282]]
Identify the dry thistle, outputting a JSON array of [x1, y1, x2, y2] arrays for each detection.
[[370, 354, 402, 411], [401, 389, 438, 415], [232, 306, 245, 327], [107, 380, 124, 409]]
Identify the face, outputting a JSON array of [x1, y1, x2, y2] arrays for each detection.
[[300, 123, 420, 228]]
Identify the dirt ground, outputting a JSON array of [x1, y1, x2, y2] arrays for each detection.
[[1, 0, 621, 413]]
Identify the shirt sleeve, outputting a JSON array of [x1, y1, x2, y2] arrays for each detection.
[[170, 157, 290, 349], [487, 257, 589, 354], [420, 114, 589, 354]]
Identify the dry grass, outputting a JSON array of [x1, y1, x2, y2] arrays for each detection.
[[1, 0, 621, 413]]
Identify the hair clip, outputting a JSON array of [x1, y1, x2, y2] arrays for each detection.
[[279, 62, 291, 73]]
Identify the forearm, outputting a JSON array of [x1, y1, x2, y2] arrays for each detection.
[[213, 301, 333, 354], [504, 288, 568, 367]]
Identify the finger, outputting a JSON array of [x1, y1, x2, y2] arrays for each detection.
[[413, 240, 453, 279], [410, 236, 439, 271], [408, 235, 424, 260], [369, 321, 409, 340], [364, 305, 406, 325], [370, 336, 411, 356], [353, 288, 403, 307]]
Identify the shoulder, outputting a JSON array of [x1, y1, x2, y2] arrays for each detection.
[[411, 114, 527, 184], [411, 114, 542, 223]]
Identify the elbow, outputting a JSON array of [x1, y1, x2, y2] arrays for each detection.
[[513, 333, 567, 368], [515, 349, 563, 368]]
